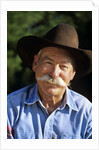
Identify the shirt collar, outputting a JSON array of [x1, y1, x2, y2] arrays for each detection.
[[24, 83, 40, 105], [24, 83, 78, 111], [66, 86, 78, 111]]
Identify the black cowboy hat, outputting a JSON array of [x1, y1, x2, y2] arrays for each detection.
[[17, 23, 92, 78]]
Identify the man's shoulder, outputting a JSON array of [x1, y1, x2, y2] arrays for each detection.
[[7, 84, 35, 104], [69, 88, 92, 109]]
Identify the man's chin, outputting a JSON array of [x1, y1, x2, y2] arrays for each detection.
[[46, 81, 67, 88], [46, 86, 65, 95], [45, 89, 59, 96]]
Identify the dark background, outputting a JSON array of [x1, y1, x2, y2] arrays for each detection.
[[7, 11, 92, 102]]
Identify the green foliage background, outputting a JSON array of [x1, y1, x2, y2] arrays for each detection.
[[7, 11, 92, 100]]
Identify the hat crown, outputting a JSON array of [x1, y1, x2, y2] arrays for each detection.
[[44, 23, 79, 48], [17, 23, 91, 77]]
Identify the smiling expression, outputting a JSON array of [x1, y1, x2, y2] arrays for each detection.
[[32, 47, 76, 97]]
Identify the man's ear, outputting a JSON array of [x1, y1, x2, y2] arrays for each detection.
[[32, 55, 38, 72]]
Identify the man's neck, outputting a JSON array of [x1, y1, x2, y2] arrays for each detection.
[[41, 98, 62, 114], [38, 90, 66, 114]]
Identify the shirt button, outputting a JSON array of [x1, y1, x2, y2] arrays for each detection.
[[52, 133, 56, 139]]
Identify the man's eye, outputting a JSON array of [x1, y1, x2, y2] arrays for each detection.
[[46, 62, 52, 64], [60, 65, 68, 69]]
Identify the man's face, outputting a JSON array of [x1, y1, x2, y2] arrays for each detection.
[[32, 47, 76, 97]]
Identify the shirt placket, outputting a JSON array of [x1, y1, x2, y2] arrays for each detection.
[[43, 112, 55, 139]]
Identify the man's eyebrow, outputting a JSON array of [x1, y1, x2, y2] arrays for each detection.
[[43, 56, 54, 61], [60, 60, 72, 63], [43, 56, 73, 63]]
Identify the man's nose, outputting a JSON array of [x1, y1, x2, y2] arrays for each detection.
[[50, 65, 61, 78]]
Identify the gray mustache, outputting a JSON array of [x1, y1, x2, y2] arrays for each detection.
[[37, 74, 66, 87]]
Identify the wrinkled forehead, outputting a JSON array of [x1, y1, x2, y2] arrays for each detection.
[[38, 47, 75, 64], [40, 47, 70, 56]]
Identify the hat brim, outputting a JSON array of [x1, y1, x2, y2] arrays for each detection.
[[17, 35, 92, 78]]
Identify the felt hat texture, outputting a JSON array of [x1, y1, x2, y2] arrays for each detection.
[[17, 23, 92, 78]]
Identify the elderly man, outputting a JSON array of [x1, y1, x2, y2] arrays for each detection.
[[7, 23, 92, 139]]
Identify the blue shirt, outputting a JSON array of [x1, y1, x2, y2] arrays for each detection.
[[7, 83, 92, 139]]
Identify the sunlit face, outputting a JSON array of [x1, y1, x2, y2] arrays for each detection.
[[32, 47, 76, 97]]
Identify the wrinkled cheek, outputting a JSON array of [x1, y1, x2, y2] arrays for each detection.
[[36, 66, 49, 79], [42, 67, 48, 73], [62, 74, 71, 86], [41, 67, 51, 75]]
